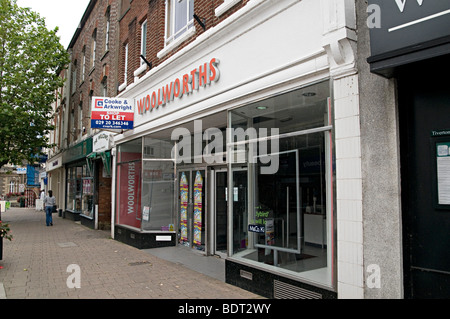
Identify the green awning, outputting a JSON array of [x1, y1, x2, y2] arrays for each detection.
[[86, 151, 112, 177], [87, 152, 98, 159]]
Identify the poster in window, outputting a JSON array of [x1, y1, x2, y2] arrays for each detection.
[[193, 171, 203, 246], [437, 142, 450, 205], [118, 161, 142, 229], [180, 172, 188, 243]]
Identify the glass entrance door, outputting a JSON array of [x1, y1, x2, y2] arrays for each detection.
[[178, 169, 206, 252], [215, 170, 228, 257], [214, 169, 248, 257]]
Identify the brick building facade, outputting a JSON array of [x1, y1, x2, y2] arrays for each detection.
[[117, 0, 251, 93], [46, 0, 121, 229], [68, 0, 120, 143]]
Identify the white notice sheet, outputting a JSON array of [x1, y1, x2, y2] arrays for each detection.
[[437, 143, 450, 205]]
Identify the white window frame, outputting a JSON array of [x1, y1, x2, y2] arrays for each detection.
[[81, 47, 86, 83], [135, 20, 149, 78], [71, 62, 77, 94], [165, 0, 195, 44], [119, 43, 128, 91], [105, 8, 110, 52], [78, 103, 83, 140], [140, 20, 147, 66], [158, 0, 196, 58], [91, 30, 97, 70]]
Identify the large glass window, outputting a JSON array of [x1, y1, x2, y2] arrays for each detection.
[[116, 136, 176, 232], [142, 135, 176, 231], [82, 177, 94, 218], [228, 80, 335, 288], [66, 163, 89, 212]]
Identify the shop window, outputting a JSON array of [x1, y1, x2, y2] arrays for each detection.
[[165, 0, 195, 46], [66, 164, 90, 212], [82, 177, 94, 218], [141, 160, 175, 231], [116, 138, 142, 229], [116, 136, 177, 232], [142, 135, 177, 231], [228, 80, 335, 288]]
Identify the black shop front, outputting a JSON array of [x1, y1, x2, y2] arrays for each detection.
[[368, 0, 450, 298]]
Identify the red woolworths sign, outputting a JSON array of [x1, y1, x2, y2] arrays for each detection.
[[117, 160, 142, 229], [91, 97, 134, 130], [136, 58, 220, 115]]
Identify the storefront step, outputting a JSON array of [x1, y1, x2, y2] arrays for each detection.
[[225, 260, 337, 299], [114, 225, 176, 250]]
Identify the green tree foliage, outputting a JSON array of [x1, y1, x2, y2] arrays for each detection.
[[0, 0, 69, 168]]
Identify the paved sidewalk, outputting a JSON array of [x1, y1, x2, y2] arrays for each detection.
[[0, 208, 262, 299]]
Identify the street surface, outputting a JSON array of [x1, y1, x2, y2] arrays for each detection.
[[0, 208, 262, 300]]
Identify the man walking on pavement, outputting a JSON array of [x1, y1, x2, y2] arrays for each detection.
[[44, 190, 56, 226]]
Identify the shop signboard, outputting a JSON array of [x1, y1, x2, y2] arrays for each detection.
[[367, 0, 450, 77], [93, 132, 114, 152], [134, 58, 220, 125], [248, 224, 265, 233], [91, 97, 134, 130]]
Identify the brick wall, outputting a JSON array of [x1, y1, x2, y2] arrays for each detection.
[[117, 0, 251, 92], [68, 0, 120, 145], [67, 0, 119, 228], [97, 160, 112, 229]]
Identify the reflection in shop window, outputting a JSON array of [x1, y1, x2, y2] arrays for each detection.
[[229, 80, 334, 288], [66, 164, 89, 212], [82, 177, 94, 218], [141, 160, 175, 231]]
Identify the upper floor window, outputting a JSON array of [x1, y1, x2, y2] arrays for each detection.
[[91, 30, 97, 70], [165, 0, 194, 46], [81, 46, 86, 83], [104, 7, 111, 52], [140, 20, 148, 66], [78, 102, 83, 140], [71, 60, 77, 94], [123, 43, 128, 83], [119, 43, 128, 91]]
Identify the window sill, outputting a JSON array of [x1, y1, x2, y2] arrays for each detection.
[[215, 0, 241, 17], [133, 63, 147, 77], [118, 82, 127, 92], [157, 26, 196, 59]]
